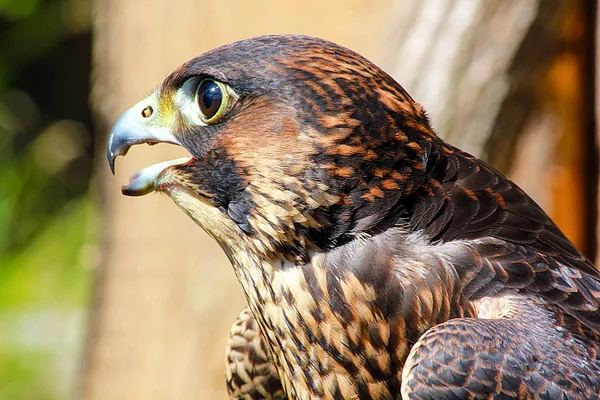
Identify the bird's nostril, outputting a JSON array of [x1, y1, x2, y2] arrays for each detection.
[[141, 106, 153, 118]]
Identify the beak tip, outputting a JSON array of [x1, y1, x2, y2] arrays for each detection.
[[107, 146, 117, 175]]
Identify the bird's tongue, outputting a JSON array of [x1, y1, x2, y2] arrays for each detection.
[[121, 157, 192, 196]]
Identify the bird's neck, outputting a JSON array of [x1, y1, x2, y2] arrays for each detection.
[[228, 254, 298, 395]]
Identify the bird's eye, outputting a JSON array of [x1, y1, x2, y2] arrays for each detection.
[[196, 79, 229, 124]]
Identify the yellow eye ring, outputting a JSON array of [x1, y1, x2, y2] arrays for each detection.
[[196, 79, 230, 124]]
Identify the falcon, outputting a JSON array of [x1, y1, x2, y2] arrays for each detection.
[[107, 35, 600, 399]]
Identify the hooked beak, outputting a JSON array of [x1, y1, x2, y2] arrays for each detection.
[[107, 94, 192, 196], [107, 94, 182, 173]]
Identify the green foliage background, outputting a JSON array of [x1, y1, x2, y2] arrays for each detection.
[[0, 0, 94, 398]]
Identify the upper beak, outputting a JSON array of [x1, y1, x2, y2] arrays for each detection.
[[107, 94, 194, 196], [107, 94, 181, 174]]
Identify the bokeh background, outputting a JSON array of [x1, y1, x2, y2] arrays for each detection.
[[0, 0, 598, 399]]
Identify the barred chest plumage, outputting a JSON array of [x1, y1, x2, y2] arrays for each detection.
[[231, 232, 469, 400]]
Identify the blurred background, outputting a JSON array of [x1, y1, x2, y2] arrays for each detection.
[[0, 0, 597, 399]]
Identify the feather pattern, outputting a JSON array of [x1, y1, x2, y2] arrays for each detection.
[[107, 34, 600, 399]]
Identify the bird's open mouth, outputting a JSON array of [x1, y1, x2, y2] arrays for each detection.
[[119, 156, 194, 196], [106, 94, 193, 196]]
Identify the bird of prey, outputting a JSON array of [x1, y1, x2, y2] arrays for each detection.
[[107, 35, 600, 399]]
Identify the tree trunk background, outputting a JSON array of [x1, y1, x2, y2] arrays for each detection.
[[83, 1, 598, 399], [382, 0, 597, 258]]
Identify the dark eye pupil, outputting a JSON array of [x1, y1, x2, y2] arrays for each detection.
[[198, 80, 222, 120]]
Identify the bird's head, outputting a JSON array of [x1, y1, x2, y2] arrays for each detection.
[[107, 35, 438, 263]]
